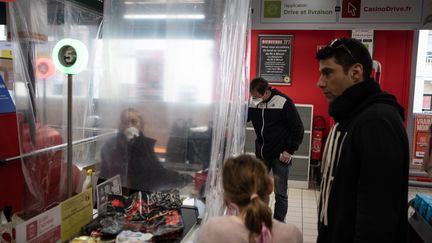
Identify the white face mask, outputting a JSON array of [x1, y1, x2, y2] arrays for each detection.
[[250, 97, 263, 106], [124, 126, 140, 141]]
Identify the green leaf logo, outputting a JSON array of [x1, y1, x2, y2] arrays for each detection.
[[264, 1, 281, 18]]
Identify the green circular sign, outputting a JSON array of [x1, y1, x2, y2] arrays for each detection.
[[58, 45, 77, 67], [52, 38, 88, 74]]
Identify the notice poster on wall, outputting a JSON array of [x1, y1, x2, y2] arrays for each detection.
[[351, 29, 374, 56], [412, 114, 432, 166], [257, 35, 293, 85]]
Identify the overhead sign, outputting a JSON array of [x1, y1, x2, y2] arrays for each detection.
[[339, 0, 423, 23], [258, 0, 425, 28], [261, 0, 337, 23], [342, 0, 360, 18]]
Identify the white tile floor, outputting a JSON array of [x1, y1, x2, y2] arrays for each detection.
[[268, 185, 432, 243], [269, 188, 319, 243]]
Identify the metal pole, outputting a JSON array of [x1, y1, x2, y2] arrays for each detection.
[[67, 74, 73, 198], [0, 131, 116, 163], [43, 79, 47, 123]]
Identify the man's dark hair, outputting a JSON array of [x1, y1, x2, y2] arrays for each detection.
[[250, 77, 269, 95], [315, 38, 373, 79]]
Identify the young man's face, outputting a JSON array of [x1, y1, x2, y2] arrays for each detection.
[[317, 57, 357, 103], [250, 89, 271, 102]]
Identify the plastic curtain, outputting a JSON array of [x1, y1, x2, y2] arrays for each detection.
[[202, 0, 251, 222], [7, 0, 250, 222], [100, 0, 249, 205], [7, 0, 102, 218]]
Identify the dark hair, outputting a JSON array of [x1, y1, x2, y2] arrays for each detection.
[[316, 38, 373, 79], [250, 77, 269, 95], [222, 154, 272, 243]]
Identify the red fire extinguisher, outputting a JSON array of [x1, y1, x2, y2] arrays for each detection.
[[311, 116, 326, 161], [372, 60, 382, 84]]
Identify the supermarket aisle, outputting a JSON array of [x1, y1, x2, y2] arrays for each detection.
[[269, 186, 432, 243]]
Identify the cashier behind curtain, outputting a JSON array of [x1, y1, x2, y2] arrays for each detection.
[[99, 108, 191, 192]]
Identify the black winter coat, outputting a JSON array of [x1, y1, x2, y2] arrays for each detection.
[[248, 88, 304, 160], [100, 132, 185, 192], [317, 79, 409, 243]]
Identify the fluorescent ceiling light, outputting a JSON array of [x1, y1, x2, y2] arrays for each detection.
[[124, 14, 205, 19], [124, 0, 205, 4]]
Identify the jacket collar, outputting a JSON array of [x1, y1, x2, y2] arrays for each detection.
[[329, 78, 381, 122]]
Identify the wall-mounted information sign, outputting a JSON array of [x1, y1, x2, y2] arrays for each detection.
[[257, 35, 293, 85], [412, 114, 432, 166], [351, 29, 374, 55]]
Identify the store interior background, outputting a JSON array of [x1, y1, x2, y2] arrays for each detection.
[[250, 29, 414, 129], [0, 0, 432, 241]]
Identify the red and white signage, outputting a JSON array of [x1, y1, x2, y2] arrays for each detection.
[[412, 114, 432, 166], [257, 0, 425, 29], [340, 0, 423, 23], [342, 0, 361, 18], [15, 206, 61, 243]]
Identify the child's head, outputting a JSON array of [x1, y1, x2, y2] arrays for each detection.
[[222, 154, 273, 241]]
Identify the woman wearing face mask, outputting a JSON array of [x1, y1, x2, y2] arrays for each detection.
[[99, 108, 193, 192], [198, 154, 303, 243]]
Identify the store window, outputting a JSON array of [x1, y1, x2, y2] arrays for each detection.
[[413, 30, 432, 113], [423, 93, 432, 111], [0, 25, 5, 40]]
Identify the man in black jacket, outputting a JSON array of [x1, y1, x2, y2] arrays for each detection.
[[315, 38, 409, 243], [248, 77, 304, 222]]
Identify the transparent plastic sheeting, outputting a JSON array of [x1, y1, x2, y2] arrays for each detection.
[[101, 0, 249, 227], [7, 0, 102, 218], [201, 0, 251, 222], [6, 0, 250, 223]]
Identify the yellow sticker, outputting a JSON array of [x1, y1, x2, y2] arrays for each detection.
[[1, 50, 12, 59], [60, 189, 93, 242]]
